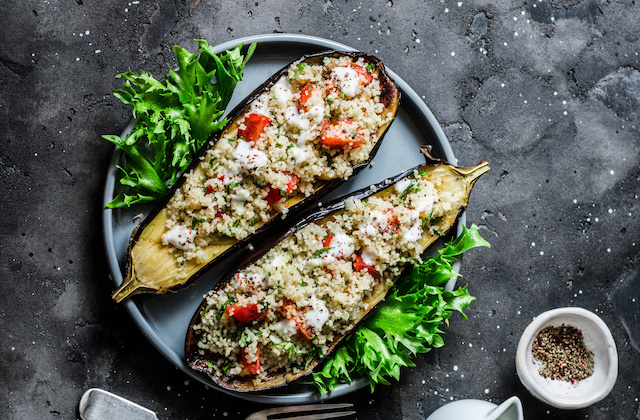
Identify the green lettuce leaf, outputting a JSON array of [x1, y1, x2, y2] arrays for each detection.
[[104, 40, 256, 208], [312, 224, 489, 394]]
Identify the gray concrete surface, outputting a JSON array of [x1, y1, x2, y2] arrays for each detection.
[[1, 0, 639, 419]]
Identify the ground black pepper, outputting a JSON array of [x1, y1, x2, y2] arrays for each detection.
[[531, 325, 594, 384]]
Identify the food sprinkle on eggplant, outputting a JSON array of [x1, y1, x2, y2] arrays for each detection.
[[112, 51, 400, 302], [185, 153, 489, 391]]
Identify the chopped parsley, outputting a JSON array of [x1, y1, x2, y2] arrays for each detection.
[[294, 62, 307, 78], [191, 216, 206, 229], [313, 247, 334, 258], [366, 63, 375, 72]]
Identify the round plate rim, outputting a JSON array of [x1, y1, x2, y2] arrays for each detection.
[[102, 33, 462, 404]]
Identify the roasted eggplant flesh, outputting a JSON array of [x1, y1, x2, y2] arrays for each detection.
[[112, 51, 400, 302], [185, 159, 489, 391]]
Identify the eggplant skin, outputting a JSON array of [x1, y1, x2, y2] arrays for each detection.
[[111, 50, 400, 302], [184, 156, 489, 392]]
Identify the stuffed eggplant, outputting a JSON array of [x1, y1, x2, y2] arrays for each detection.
[[185, 151, 489, 391], [112, 51, 400, 302]]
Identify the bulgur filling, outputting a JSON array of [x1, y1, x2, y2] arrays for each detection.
[[161, 56, 392, 265], [193, 170, 467, 383]]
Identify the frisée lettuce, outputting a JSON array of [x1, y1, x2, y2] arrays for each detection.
[[312, 224, 490, 393]]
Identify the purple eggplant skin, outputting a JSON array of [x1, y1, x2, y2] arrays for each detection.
[[111, 50, 400, 302], [184, 150, 490, 391]]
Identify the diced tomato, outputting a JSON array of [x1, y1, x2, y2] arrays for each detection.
[[320, 118, 365, 149], [322, 235, 334, 248], [226, 303, 265, 323], [284, 172, 299, 194], [278, 300, 315, 340], [205, 184, 214, 195], [265, 187, 282, 206], [354, 253, 380, 278], [348, 62, 374, 85], [240, 346, 261, 375], [264, 173, 299, 206], [238, 113, 272, 144], [297, 323, 314, 341], [297, 83, 316, 112]]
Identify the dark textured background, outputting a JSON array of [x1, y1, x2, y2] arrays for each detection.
[[1, 0, 639, 419]]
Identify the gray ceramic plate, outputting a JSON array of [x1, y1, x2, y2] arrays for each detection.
[[102, 34, 463, 404]]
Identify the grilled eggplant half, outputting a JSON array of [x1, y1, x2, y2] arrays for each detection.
[[185, 152, 489, 391], [112, 51, 400, 302]]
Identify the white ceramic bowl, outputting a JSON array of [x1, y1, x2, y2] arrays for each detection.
[[516, 307, 618, 409]]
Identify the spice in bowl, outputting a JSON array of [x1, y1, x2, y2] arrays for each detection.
[[531, 325, 594, 384]]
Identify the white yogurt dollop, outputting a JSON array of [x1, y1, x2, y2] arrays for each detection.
[[304, 296, 330, 331], [163, 225, 197, 250], [332, 66, 360, 97], [232, 140, 269, 172], [327, 233, 355, 259]]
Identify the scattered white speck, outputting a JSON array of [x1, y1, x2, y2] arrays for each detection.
[[11, 347, 14, 351], [457, 1, 462, 6], [469, 343, 472, 347], [595, 217, 599, 222], [607, 248, 611, 253], [497, 325, 500, 329], [501, 83, 505, 88], [563, 111, 568, 115], [553, 91, 558, 96], [610, 170, 614, 175], [223, 412, 228, 417], [550, 16, 555, 22], [563, 100, 567, 105], [76, 57, 80, 61], [451, 51, 456, 56], [608, 208, 613, 214], [513, 17, 517, 21], [95, 49, 102, 54], [453, 365, 459, 371], [85, 30, 90, 35], [521, 10, 526, 15], [573, 199, 577, 204], [531, 242, 535, 247], [503, 42, 508, 46], [422, 379, 426, 384], [540, 251, 544, 256], [485, 388, 490, 394], [434, 391, 438, 395], [34, 153, 38, 157], [445, 7, 449, 12], [167, 386, 171, 391]]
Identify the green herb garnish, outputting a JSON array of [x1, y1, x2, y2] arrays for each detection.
[[103, 40, 256, 208], [313, 247, 334, 258], [294, 62, 307, 78], [191, 216, 206, 229], [312, 225, 490, 394]]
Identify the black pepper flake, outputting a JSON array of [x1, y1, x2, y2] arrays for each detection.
[[531, 325, 594, 383]]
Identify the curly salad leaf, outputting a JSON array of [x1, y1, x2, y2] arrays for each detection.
[[312, 224, 490, 394], [103, 40, 256, 208]]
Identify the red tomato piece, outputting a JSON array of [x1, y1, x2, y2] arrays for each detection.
[[205, 184, 214, 195], [297, 83, 316, 112], [240, 346, 261, 375], [348, 62, 374, 85], [297, 323, 314, 341], [264, 173, 299, 206], [265, 187, 282, 206], [322, 235, 334, 248], [354, 253, 380, 278], [238, 113, 272, 144], [226, 303, 265, 323], [320, 118, 365, 149]]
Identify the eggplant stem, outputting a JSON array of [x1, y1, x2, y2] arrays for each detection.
[[459, 161, 490, 183], [112, 265, 157, 302]]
